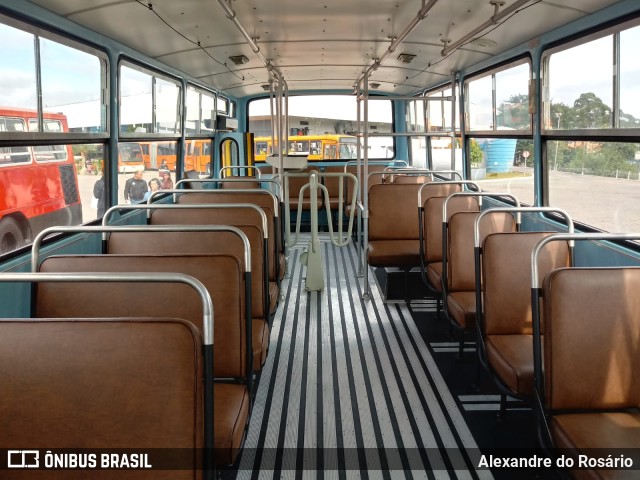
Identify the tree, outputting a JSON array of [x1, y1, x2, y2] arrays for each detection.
[[469, 139, 483, 167], [571, 92, 612, 128], [496, 94, 529, 129]]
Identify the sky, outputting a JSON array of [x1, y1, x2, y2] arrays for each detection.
[[2, 20, 640, 130]]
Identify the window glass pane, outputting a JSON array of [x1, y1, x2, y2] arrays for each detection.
[[155, 77, 180, 133], [431, 136, 462, 174], [467, 75, 493, 130], [427, 89, 456, 132], [202, 94, 215, 133], [116, 141, 177, 205], [407, 99, 425, 133], [74, 144, 105, 221], [248, 95, 393, 162], [0, 141, 95, 254], [407, 96, 426, 168], [185, 139, 212, 175], [548, 140, 640, 231], [548, 36, 613, 129], [185, 87, 200, 134], [40, 38, 104, 133], [186, 88, 215, 134], [471, 137, 534, 205], [620, 26, 640, 128], [217, 97, 229, 114], [0, 22, 36, 111], [495, 63, 530, 131], [120, 65, 152, 133]]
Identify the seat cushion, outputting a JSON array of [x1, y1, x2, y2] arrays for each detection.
[[279, 253, 286, 280], [446, 291, 477, 329], [485, 334, 535, 396], [367, 240, 420, 267], [426, 262, 443, 292], [551, 412, 640, 480], [269, 281, 279, 314], [252, 318, 270, 370], [214, 383, 250, 466]]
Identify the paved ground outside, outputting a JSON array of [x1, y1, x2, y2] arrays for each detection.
[[77, 168, 640, 233]]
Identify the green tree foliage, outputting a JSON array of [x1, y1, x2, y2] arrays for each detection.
[[469, 139, 483, 167], [546, 92, 640, 175], [496, 94, 534, 166], [470, 91, 640, 175]]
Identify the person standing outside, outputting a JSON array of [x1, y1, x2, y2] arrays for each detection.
[[93, 174, 106, 217], [123, 169, 147, 204], [159, 170, 173, 189], [143, 178, 161, 201]]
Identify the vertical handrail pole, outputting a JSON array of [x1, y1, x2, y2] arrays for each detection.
[[356, 83, 364, 278], [362, 70, 371, 300]]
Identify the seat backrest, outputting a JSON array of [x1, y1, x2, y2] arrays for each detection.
[[447, 211, 515, 291], [344, 164, 387, 198], [543, 267, 640, 410], [391, 174, 430, 184], [182, 170, 203, 189], [323, 165, 355, 206], [177, 192, 279, 281], [150, 207, 267, 319], [0, 318, 203, 461], [284, 167, 321, 203], [483, 232, 570, 335], [422, 185, 465, 262], [369, 183, 423, 241], [37, 254, 246, 379], [221, 179, 261, 190]]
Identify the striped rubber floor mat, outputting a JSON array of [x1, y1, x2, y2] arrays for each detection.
[[226, 234, 494, 479]]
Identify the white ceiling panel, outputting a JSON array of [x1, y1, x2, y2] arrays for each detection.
[[29, 0, 625, 97]]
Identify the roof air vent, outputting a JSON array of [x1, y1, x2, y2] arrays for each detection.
[[397, 53, 416, 64], [228, 55, 249, 65]]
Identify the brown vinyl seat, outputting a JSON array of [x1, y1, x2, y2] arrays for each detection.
[[178, 190, 285, 283], [220, 175, 261, 190], [282, 167, 323, 211], [0, 318, 204, 478], [37, 254, 250, 467], [391, 174, 430, 184], [419, 183, 466, 293], [445, 210, 516, 331], [322, 165, 355, 210], [343, 164, 387, 219], [541, 267, 640, 480], [367, 183, 425, 268], [481, 232, 570, 398], [148, 207, 272, 370]]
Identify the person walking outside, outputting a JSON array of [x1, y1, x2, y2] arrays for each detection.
[[123, 169, 147, 204]]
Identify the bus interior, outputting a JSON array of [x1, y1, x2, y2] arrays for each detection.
[[1, 0, 640, 479]]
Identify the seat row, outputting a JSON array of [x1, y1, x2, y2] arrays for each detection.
[[0, 185, 287, 477], [366, 176, 640, 478]]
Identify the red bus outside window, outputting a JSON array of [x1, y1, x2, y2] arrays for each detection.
[[0, 108, 82, 254]]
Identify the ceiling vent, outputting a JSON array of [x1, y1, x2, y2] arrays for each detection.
[[397, 53, 416, 64], [261, 84, 271, 91], [369, 83, 381, 89], [471, 38, 497, 48], [228, 55, 249, 65]]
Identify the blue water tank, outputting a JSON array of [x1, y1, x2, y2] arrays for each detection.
[[485, 139, 516, 173]]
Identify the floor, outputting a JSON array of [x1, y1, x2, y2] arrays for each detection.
[[223, 234, 500, 479]]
